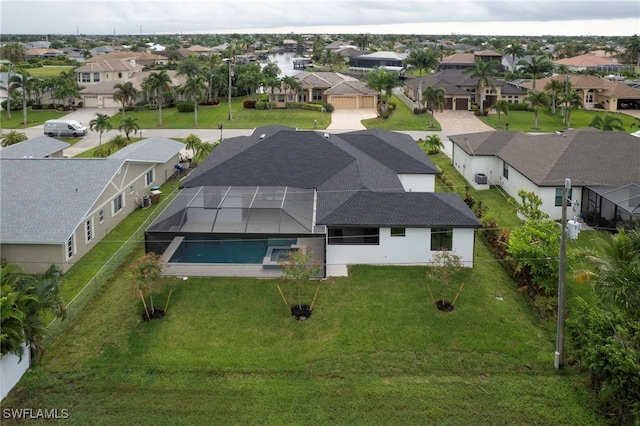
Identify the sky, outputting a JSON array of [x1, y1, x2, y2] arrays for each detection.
[[1, 0, 639, 37]]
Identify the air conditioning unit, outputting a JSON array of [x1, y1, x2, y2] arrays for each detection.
[[474, 173, 488, 184]]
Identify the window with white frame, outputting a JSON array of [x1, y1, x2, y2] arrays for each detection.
[[146, 169, 154, 186], [113, 193, 123, 214], [81, 73, 90, 82], [93, 73, 100, 82], [86, 218, 93, 242], [99, 209, 104, 223], [555, 188, 573, 207], [503, 162, 509, 179], [67, 236, 74, 259]]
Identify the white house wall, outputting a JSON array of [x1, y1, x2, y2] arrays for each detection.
[[398, 174, 435, 192], [326, 227, 475, 273]]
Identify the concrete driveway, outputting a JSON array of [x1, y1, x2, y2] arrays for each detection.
[[327, 109, 378, 130]]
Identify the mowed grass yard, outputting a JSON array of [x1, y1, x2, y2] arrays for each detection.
[[3, 242, 603, 425]]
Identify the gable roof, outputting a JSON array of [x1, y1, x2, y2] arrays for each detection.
[[295, 71, 357, 89], [404, 69, 527, 97], [323, 80, 378, 96], [0, 158, 124, 244], [450, 129, 640, 187], [553, 54, 622, 67], [108, 137, 183, 163], [75, 58, 144, 73], [0, 136, 69, 158]]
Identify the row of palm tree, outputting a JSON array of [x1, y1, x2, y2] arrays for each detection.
[[89, 113, 139, 146]]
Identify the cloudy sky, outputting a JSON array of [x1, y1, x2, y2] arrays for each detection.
[[1, 0, 638, 37]]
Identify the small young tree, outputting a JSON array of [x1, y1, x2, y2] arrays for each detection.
[[130, 252, 164, 320], [426, 249, 464, 310], [279, 248, 322, 318]]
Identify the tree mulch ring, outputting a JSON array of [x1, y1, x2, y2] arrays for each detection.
[[291, 304, 312, 321], [142, 307, 165, 321], [435, 300, 454, 312]]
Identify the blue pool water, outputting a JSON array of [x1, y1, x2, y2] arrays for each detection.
[[169, 238, 297, 264]]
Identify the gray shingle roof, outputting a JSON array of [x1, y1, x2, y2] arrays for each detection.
[[180, 127, 474, 228], [319, 192, 482, 227], [108, 136, 183, 163], [449, 129, 640, 187], [0, 158, 124, 244], [0, 136, 69, 158]]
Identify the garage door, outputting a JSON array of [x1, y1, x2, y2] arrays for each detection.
[[330, 96, 357, 109], [361, 95, 376, 108], [83, 95, 99, 107], [444, 98, 453, 109], [455, 98, 469, 111], [103, 96, 120, 108]]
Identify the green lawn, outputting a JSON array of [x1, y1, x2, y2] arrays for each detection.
[[24, 65, 75, 78], [1, 109, 67, 129], [3, 244, 604, 424], [479, 108, 639, 132]]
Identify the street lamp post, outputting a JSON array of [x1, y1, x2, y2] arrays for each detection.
[[555, 178, 570, 369]]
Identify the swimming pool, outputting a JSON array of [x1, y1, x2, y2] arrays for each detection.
[[168, 238, 297, 264]]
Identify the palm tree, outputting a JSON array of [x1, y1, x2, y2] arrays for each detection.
[[574, 225, 640, 319], [366, 67, 400, 114], [262, 60, 281, 79], [192, 141, 218, 165], [176, 56, 203, 80], [524, 90, 550, 130], [183, 133, 202, 157], [9, 70, 36, 125], [503, 41, 526, 71], [464, 58, 497, 111], [1, 130, 27, 147], [119, 116, 140, 141], [113, 82, 139, 119], [109, 134, 129, 151], [517, 55, 553, 90], [143, 71, 172, 126], [235, 63, 262, 100], [423, 134, 444, 155], [422, 86, 445, 129], [181, 76, 207, 126], [205, 53, 224, 102], [405, 48, 438, 76], [1, 43, 25, 120], [353, 33, 371, 50], [560, 87, 583, 129], [624, 34, 640, 76], [491, 100, 510, 129], [544, 79, 565, 114], [89, 113, 113, 145], [589, 114, 625, 131]]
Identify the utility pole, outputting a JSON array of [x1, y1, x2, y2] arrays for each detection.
[[227, 59, 233, 121], [555, 178, 570, 369]]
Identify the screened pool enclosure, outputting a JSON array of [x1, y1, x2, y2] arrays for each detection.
[[145, 186, 326, 277]]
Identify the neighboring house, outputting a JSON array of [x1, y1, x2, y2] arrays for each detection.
[[517, 74, 640, 111], [349, 51, 407, 71], [403, 69, 527, 110], [282, 39, 298, 51], [0, 137, 183, 274], [552, 54, 634, 73], [0, 136, 69, 158], [77, 59, 185, 108], [23, 48, 65, 60], [437, 50, 504, 71], [447, 129, 640, 229], [269, 71, 379, 110], [85, 51, 169, 67], [145, 126, 482, 278]]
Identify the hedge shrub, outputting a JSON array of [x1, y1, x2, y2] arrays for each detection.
[[176, 101, 195, 112]]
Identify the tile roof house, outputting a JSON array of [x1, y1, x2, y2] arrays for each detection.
[[404, 69, 528, 111], [448, 129, 640, 230], [145, 126, 482, 278], [270, 72, 379, 110], [0, 137, 184, 274], [516, 74, 640, 112]]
